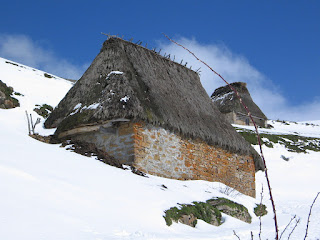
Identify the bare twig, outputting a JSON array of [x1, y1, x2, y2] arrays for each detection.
[[304, 192, 320, 240], [233, 230, 241, 240], [259, 185, 264, 240], [288, 218, 300, 240], [30, 114, 34, 134], [163, 33, 279, 239], [101, 32, 117, 39], [280, 215, 296, 240], [33, 117, 41, 133], [25, 110, 31, 135]]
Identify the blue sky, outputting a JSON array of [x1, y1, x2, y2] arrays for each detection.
[[0, 1, 319, 121]]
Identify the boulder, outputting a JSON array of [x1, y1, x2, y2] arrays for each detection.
[[207, 197, 252, 223], [0, 80, 20, 109]]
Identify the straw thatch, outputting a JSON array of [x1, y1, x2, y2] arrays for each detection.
[[45, 38, 264, 171], [211, 82, 267, 121]]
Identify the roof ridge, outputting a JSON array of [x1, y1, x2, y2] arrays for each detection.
[[103, 36, 199, 75]]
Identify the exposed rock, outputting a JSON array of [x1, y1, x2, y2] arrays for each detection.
[[0, 80, 20, 109], [30, 134, 54, 143], [164, 201, 222, 227], [33, 104, 53, 118], [207, 197, 252, 223], [254, 203, 268, 217], [179, 214, 197, 227]]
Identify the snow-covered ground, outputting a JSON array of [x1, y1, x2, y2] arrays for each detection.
[[234, 120, 320, 139], [0, 57, 319, 239]]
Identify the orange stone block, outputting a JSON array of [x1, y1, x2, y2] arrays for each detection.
[[185, 161, 192, 168]]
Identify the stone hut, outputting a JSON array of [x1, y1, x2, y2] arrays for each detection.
[[45, 38, 264, 197], [211, 82, 268, 128]]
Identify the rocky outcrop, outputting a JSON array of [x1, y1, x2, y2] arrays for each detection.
[[164, 202, 222, 227], [0, 80, 20, 109], [207, 197, 252, 223], [164, 197, 252, 228]]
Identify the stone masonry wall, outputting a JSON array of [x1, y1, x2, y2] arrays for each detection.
[[72, 122, 135, 165], [132, 122, 256, 197], [70, 121, 256, 197]]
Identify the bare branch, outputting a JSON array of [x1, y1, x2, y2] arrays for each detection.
[[288, 218, 300, 240], [25, 110, 31, 135], [162, 33, 279, 239], [30, 114, 34, 134], [304, 192, 320, 240], [101, 32, 117, 39], [233, 230, 241, 240], [259, 185, 264, 240], [33, 117, 41, 132], [280, 215, 296, 240]]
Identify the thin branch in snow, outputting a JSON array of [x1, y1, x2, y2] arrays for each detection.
[[25, 110, 31, 135], [288, 218, 300, 240], [304, 192, 320, 240], [233, 230, 241, 240], [280, 215, 297, 240], [259, 184, 264, 240]]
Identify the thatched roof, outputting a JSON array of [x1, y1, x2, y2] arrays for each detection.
[[211, 82, 267, 120], [45, 38, 264, 171]]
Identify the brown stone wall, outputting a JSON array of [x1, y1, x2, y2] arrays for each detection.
[[132, 122, 256, 197]]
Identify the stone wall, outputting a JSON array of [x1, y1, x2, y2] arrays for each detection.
[[72, 122, 135, 165], [70, 120, 256, 197], [224, 111, 266, 128], [132, 122, 256, 197]]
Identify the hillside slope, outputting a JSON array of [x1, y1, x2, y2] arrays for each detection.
[[0, 57, 319, 239]]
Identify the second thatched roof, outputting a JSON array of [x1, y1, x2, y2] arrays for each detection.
[[211, 82, 267, 121], [45, 38, 264, 171]]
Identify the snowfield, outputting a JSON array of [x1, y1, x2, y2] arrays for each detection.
[[0, 57, 319, 239]]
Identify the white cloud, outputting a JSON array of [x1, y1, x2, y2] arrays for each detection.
[[158, 37, 320, 122], [0, 34, 87, 80]]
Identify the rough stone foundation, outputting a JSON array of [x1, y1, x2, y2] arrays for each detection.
[[132, 122, 256, 197], [70, 121, 256, 197], [72, 122, 135, 165]]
